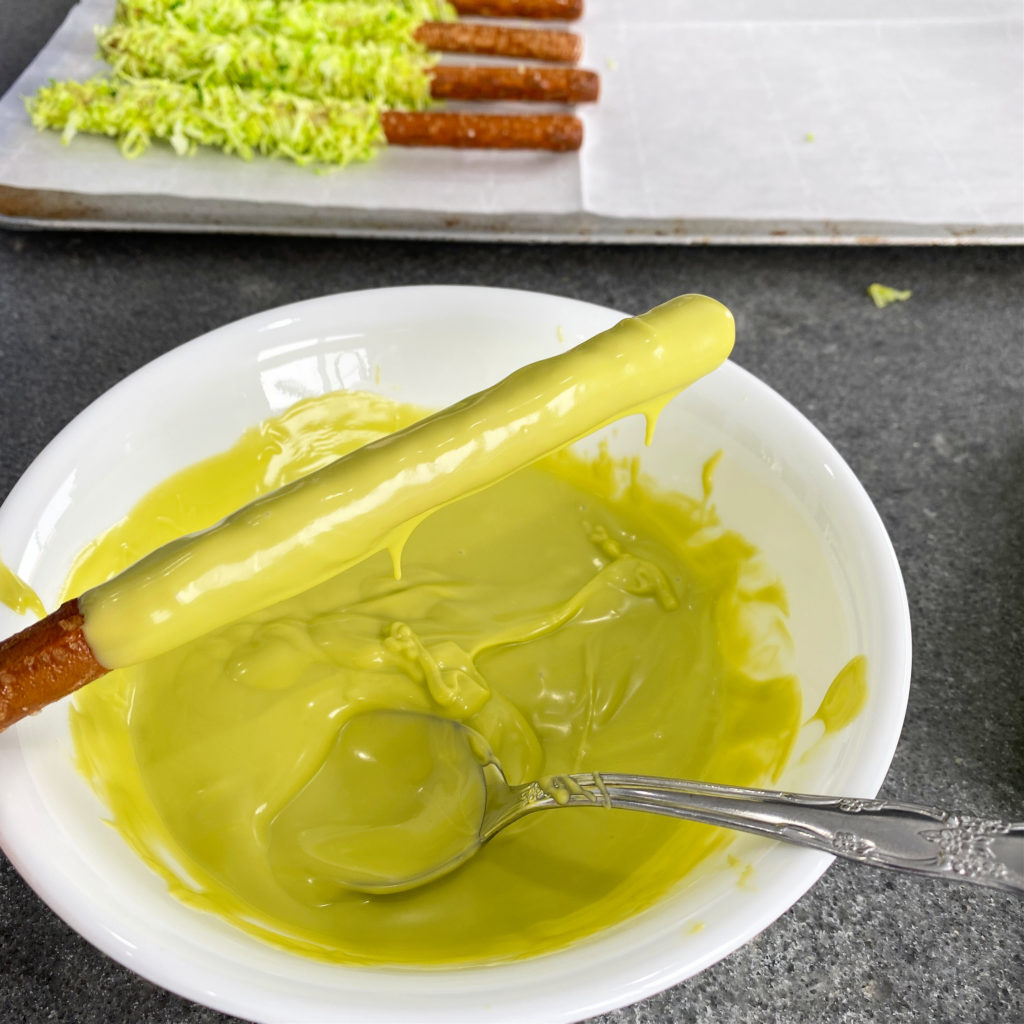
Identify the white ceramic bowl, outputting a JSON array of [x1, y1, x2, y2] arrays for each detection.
[[0, 286, 911, 1024]]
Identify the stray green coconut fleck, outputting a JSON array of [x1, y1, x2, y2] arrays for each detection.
[[868, 283, 912, 308]]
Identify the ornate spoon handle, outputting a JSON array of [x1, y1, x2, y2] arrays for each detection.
[[515, 773, 1024, 894]]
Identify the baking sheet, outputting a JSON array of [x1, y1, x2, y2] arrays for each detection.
[[1, 0, 1021, 241]]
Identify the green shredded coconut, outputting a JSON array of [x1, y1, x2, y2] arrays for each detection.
[[867, 283, 912, 308], [26, 77, 385, 166], [98, 24, 438, 109], [114, 0, 456, 49]]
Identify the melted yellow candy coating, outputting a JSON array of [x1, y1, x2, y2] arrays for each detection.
[[77, 294, 734, 668], [70, 389, 802, 965]]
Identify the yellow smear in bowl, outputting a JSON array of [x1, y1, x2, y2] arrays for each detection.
[[68, 390, 802, 965], [812, 654, 868, 734], [0, 560, 46, 619]]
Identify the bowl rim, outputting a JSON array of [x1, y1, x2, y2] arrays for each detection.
[[0, 285, 912, 1023]]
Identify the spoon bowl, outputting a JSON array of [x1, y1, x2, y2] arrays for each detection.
[[337, 712, 1024, 896]]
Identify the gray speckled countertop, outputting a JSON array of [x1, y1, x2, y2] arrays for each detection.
[[1, 6, 1023, 1023]]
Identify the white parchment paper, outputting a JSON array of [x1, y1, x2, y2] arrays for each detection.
[[1, 0, 1021, 232]]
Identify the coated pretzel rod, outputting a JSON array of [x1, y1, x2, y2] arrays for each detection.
[[28, 78, 584, 157], [101, 24, 599, 105], [450, 0, 583, 18], [99, 23, 596, 103], [110, 3, 584, 64], [415, 22, 582, 62], [0, 297, 733, 736], [114, 0, 584, 25]]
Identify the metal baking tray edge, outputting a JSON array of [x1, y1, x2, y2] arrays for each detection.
[[2, 186, 1021, 244]]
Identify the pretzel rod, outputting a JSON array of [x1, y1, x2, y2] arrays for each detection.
[[415, 22, 582, 62], [450, 0, 583, 18], [429, 65, 598, 103], [0, 600, 107, 731], [382, 110, 582, 149]]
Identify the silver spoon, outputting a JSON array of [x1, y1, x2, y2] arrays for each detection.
[[333, 714, 1024, 896]]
